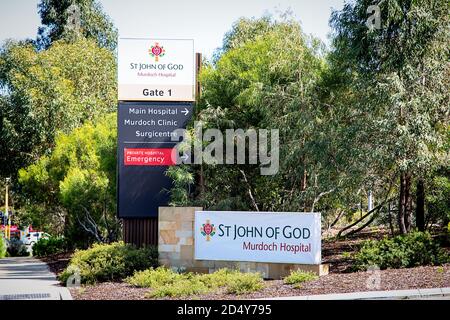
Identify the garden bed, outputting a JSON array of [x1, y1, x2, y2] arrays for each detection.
[[43, 229, 449, 300], [68, 264, 450, 300]]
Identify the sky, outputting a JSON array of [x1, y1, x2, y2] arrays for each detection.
[[0, 0, 346, 58]]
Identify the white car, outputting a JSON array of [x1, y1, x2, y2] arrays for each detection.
[[23, 232, 50, 246]]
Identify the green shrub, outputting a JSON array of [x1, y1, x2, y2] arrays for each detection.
[[198, 268, 237, 289], [127, 267, 264, 298], [354, 231, 450, 271], [59, 241, 158, 285], [0, 233, 6, 258], [284, 270, 319, 288], [147, 278, 210, 298], [126, 267, 181, 288], [6, 238, 30, 257], [225, 272, 264, 294], [32, 237, 68, 257]]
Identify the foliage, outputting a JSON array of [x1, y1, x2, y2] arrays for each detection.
[[190, 15, 331, 214], [126, 267, 182, 288], [59, 242, 158, 285], [0, 38, 117, 180], [165, 166, 194, 206], [19, 113, 118, 244], [127, 267, 264, 298], [425, 168, 450, 226], [147, 278, 209, 298], [283, 270, 319, 288], [37, 0, 118, 50], [224, 272, 264, 294], [329, 0, 450, 232], [354, 231, 450, 270], [6, 238, 30, 257], [0, 233, 6, 258], [32, 236, 69, 257]]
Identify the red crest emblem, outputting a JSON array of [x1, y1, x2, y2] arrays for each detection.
[[149, 42, 165, 62]]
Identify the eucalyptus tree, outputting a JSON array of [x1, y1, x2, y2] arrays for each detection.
[[18, 114, 119, 243], [330, 0, 449, 233], [36, 0, 118, 50], [192, 16, 333, 213], [0, 38, 117, 180]]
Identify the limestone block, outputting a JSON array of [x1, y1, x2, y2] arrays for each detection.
[[186, 267, 209, 274], [168, 252, 180, 261], [158, 207, 178, 221], [238, 262, 257, 273], [158, 244, 179, 253], [159, 221, 177, 231], [159, 259, 171, 267], [180, 245, 194, 260], [181, 221, 194, 231], [159, 230, 179, 245], [214, 261, 239, 270], [158, 252, 171, 260], [193, 260, 214, 268], [175, 230, 193, 238], [179, 259, 195, 268], [255, 263, 269, 278]]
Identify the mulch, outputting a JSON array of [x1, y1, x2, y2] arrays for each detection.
[[69, 264, 450, 300]]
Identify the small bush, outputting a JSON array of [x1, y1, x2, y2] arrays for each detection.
[[284, 270, 319, 288], [199, 268, 237, 289], [354, 231, 450, 271], [147, 278, 209, 298], [0, 234, 6, 258], [225, 273, 264, 294], [7, 238, 30, 257], [59, 241, 158, 285], [32, 237, 68, 257], [127, 267, 264, 298], [126, 267, 181, 288]]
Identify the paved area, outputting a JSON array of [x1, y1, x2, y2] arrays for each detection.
[[0, 257, 71, 300], [262, 287, 450, 300]]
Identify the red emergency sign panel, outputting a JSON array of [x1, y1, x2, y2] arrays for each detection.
[[124, 148, 176, 166]]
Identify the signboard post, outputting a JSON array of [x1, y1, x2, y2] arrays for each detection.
[[117, 38, 197, 245]]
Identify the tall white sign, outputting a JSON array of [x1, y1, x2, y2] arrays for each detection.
[[194, 211, 321, 265], [118, 38, 195, 101]]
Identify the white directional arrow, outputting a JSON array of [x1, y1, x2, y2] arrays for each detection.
[[180, 153, 189, 162], [181, 108, 189, 116]]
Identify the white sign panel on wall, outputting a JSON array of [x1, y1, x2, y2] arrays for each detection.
[[194, 211, 321, 265], [118, 38, 195, 101]]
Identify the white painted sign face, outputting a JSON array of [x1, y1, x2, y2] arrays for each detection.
[[194, 211, 321, 265], [118, 38, 195, 101]]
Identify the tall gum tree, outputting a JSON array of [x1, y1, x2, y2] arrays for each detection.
[[330, 0, 449, 233]]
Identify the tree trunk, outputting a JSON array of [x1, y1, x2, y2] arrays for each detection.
[[416, 179, 425, 231], [301, 168, 307, 191], [388, 202, 395, 236], [398, 173, 407, 234], [404, 174, 412, 232]]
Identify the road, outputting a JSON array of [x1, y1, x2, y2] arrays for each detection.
[[0, 256, 71, 300]]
